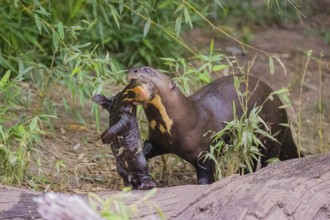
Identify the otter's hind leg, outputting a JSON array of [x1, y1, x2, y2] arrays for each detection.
[[195, 158, 215, 184], [259, 138, 282, 168]]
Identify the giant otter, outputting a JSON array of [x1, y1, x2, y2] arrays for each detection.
[[127, 66, 300, 184], [92, 83, 156, 190]]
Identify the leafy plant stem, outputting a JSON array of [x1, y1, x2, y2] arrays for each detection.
[[298, 50, 312, 157]]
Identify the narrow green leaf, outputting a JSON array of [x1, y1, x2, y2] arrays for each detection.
[[198, 72, 211, 83], [242, 131, 248, 147], [67, 53, 80, 63], [143, 19, 151, 38], [307, 49, 312, 57], [160, 58, 176, 62], [119, 0, 124, 14], [62, 97, 70, 114], [209, 39, 214, 55], [270, 88, 290, 96], [19, 67, 33, 78], [0, 126, 6, 143], [215, 0, 225, 8], [0, 70, 11, 88], [143, 39, 154, 50], [175, 16, 182, 37], [57, 21, 64, 40], [70, 0, 84, 18], [52, 31, 59, 49], [34, 14, 42, 33], [269, 56, 274, 74], [278, 104, 291, 109], [109, 5, 120, 29], [183, 7, 192, 28], [274, 56, 287, 75], [212, 65, 228, 72], [174, 4, 184, 14], [279, 123, 290, 127], [71, 67, 81, 76], [29, 117, 39, 131]]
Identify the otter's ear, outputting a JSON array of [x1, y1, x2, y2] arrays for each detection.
[[170, 81, 176, 90]]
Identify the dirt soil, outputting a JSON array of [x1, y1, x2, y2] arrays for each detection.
[[29, 4, 330, 193]]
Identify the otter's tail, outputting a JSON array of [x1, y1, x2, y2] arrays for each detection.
[[279, 128, 304, 160]]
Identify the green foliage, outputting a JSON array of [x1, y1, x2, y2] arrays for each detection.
[[200, 76, 280, 179], [89, 188, 164, 220], [0, 0, 222, 77], [0, 71, 53, 185], [162, 39, 228, 95]]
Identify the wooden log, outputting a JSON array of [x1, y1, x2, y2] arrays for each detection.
[[0, 153, 330, 219]]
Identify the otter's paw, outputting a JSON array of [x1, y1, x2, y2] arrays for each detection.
[[138, 179, 157, 190]]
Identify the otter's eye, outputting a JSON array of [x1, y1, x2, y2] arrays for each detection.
[[133, 69, 138, 73], [144, 67, 151, 73], [144, 67, 156, 76]]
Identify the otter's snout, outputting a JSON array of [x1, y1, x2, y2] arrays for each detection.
[[127, 66, 157, 82]]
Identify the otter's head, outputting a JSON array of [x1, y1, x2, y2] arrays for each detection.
[[127, 67, 176, 104]]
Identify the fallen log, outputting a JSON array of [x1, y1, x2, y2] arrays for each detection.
[[0, 153, 330, 219]]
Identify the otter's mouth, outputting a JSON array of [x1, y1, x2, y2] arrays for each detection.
[[125, 80, 155, 104]]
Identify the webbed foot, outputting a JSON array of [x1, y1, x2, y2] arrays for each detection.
[[138, 179, 157, 190]]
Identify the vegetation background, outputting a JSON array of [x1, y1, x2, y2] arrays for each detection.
[[0, 0, 329, 194]]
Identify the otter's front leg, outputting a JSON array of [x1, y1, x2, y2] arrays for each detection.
[[143, 140, 169, 160], [194, 158, 215, 184]]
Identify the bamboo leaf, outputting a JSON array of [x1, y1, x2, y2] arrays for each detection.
[[274, 56, 287, 75], [0, 70, 11, 88], [70, 0, 84, 18], [71, 67, 81, 76], [57, 21, 64, 40], [278, 104, 291, 109], [119, 0, 124, 14], [29, 117, 39, 131], [109, 5, 120, 29], [175, 16, 182, 37], [143, 19, 151, 38], [210, 39, 214, 55], [52, 31, 59, 49], [269, 56, 274, 74], [270, 88, 290, 96], [212, 64, 228, 72], [34, 14, 42, 33], [0, 126, 6, 143], [183, 7, 192, 28]]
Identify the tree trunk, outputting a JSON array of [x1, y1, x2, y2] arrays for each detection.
[[1, 153, 330, 220]]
